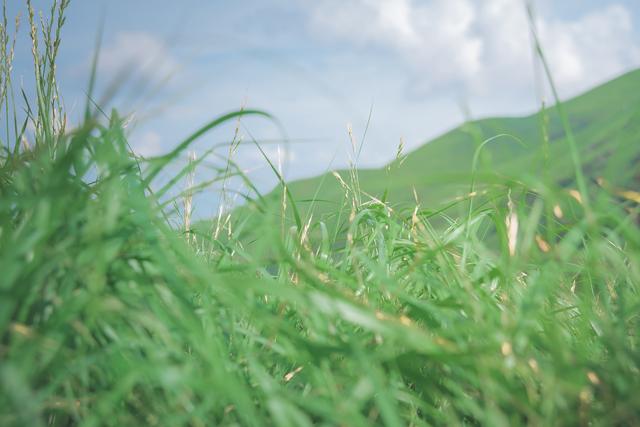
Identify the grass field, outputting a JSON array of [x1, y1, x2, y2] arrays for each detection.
[[2, 2, 640, 426]]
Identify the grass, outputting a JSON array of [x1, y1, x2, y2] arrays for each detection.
[[2, 1, 640, 426]]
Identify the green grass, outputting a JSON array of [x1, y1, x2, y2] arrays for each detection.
[[2, 2, 640, 426]]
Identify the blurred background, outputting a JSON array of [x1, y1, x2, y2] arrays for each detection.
[[6, 0, 640, 216]]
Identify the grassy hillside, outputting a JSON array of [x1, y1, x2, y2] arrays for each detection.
[[282, 69, 640, 218]]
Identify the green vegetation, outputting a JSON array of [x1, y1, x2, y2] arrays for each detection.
[[1, 2, 639, 426]]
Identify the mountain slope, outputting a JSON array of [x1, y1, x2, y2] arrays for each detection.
[[281, 69, 640, 217]]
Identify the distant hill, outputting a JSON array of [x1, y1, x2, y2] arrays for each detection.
[[277, 69, 640, 218]]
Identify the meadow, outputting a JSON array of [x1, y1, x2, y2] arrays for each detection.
[[1, 1, 639, 426]]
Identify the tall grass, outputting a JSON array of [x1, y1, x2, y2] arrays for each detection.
[[1, 2, 639, 426]]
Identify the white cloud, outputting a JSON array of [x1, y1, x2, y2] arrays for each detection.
[[99, 31, 179, 81], [95, 32, 183, 157], [540, 5, 640, 91], [310, 0, 482, 90], [309, 0, 640, 98]]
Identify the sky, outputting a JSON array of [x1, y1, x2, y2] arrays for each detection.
[[6, 0, 640, 215]]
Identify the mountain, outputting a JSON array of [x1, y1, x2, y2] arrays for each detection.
[[274, 69, 640, 219]]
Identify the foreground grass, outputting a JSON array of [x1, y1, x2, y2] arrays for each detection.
[[2, 2, 640, 426]]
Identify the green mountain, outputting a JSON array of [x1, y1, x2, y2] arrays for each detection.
[[280, 69, 640, 218]]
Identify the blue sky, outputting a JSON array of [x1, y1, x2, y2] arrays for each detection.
[[7, 0, 640, 215]]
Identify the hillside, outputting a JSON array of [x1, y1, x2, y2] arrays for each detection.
[[279, 69, 640, 219]]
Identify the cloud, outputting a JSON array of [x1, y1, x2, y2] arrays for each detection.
[[99, 31, 180, 81], [95, 32, 184, 156], [308, 0, 640, 98], [310, 0, 482, 90], [539, 5, 640, 91]]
